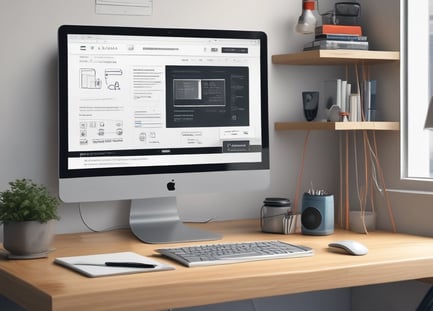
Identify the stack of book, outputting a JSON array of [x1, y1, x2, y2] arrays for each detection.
[[303, 24, 369, 51]]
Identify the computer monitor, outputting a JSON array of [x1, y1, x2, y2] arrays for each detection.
[[58, 25, 270, 243]]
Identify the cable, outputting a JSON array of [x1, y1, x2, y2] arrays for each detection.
[[364, 132, 384, 192], [78, 203, 99, 233], [344, 131, 349, 229], [371, 132, 397, 232], [352, 131, 368, 233], [353, 131, 362, 210], [78, 203, 129, 233], [339, 133, 344, 228], [293, 130, 311, 214]]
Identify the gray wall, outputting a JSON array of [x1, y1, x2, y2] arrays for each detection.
[[2, 0, 431, 310]]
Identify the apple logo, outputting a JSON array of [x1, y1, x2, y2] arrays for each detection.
[[167, 179, 176, 191]]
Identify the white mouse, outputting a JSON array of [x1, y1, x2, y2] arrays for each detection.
[[328, 240, 368, 256]]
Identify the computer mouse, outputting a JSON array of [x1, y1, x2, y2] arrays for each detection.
[[328, 240, 368, 256]]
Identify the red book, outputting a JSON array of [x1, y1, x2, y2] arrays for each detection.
[[315, 24, 362, 36]]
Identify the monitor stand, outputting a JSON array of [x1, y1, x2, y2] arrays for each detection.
[[129, 197, 222, 244]]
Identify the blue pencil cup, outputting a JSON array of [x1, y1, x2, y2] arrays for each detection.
[[301, 193, 334, 236]]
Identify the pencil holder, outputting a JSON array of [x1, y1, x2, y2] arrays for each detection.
[[301, 193, 334, 236]]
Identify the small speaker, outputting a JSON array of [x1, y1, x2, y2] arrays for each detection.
[[301, 193, 334, 235]]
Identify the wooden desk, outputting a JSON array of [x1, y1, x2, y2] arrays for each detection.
[[2, 219, 433, 311]]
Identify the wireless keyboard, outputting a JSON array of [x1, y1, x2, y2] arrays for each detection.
[[156, 240, 313, 267]]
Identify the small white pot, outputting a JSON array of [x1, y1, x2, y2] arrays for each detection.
[[349, 211, 376, 234]]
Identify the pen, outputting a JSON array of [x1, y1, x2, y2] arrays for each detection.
[[75, 262, 156, 268], [105, 262, 156, 268]]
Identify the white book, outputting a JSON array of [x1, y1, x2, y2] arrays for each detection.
[[349, 94, 361, 121], [356, 94, 362, 121], [346, 83, 352, 113], [336, 79, 342, 108], [341, 80, 347, 112]]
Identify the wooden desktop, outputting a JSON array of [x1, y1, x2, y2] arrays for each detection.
[[1, 219, 433, 311]]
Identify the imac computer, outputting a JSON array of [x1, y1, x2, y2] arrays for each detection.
[[58, 25, 269, 243]]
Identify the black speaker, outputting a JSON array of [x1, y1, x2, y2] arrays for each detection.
[[301, 193, 334, 235]]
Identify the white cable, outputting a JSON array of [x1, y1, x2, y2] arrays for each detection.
[[353, 131, 362, 204], [78, 203, 129, 233], [365, 134, 384, 193]]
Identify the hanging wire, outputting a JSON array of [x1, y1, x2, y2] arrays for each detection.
[[78, 203, 129, 233], [293, 130, 311, 215]]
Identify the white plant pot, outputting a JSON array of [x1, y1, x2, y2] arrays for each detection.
[[3, 220, 55, 257], [349, 211, 376, 234]]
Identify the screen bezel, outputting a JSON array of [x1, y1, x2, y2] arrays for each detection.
[[58, 25, 269, 180]]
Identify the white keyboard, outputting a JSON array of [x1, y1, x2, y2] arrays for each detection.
[[156, 240, 313, 267]]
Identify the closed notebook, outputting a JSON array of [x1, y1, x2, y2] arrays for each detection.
[[55, 251, 175, 277]]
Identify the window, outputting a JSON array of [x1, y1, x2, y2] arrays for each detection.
[[403, 0, 433, 180]]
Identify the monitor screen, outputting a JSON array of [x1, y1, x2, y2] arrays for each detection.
[[58, 25, 269, 243]]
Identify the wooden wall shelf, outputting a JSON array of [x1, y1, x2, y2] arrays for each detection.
[[274, 121, 400, 131], [272, 50, 400, 132], [272, 50, 400, 66]]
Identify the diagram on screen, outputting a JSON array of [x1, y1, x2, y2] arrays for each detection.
[[79, 68, 123, 91], [80, 68, 102, 89], [105, 68, 123, 90]]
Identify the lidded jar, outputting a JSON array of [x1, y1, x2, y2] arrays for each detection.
[[260, 197, 291, 233]]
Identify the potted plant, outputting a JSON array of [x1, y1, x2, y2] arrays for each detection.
[[0, 178, 59, 258]]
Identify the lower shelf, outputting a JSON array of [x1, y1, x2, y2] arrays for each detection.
[[274, 121, 400, 131]]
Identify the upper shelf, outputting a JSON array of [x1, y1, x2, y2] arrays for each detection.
[[275, 121, 400, 131], [272, 50, 400, 66]]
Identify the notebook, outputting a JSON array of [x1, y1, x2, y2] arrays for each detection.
[[55, 251, 174, 277]]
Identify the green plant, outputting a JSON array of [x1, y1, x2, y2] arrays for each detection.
[[0, 179, 59, 223]]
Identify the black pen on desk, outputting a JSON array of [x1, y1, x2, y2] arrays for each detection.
[[105, 262, 156, 268], [75, 262, 156, 268]]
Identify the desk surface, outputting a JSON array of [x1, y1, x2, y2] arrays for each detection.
[[2, 219, 433, 311]]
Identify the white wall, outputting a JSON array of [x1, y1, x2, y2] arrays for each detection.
[[0, 0, 340, 236], [0, 1, 351, 310]]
